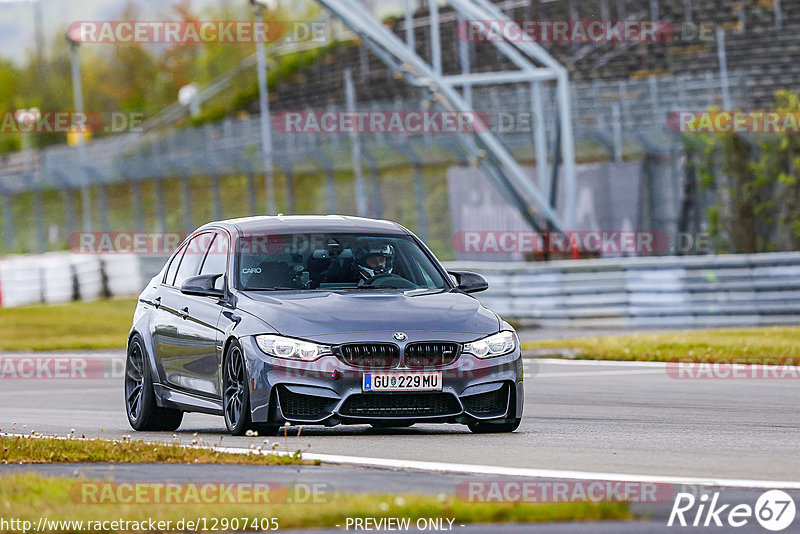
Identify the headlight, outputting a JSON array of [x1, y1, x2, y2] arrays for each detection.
[[463, 331, 515, 358], [254, 335, 332, 361]]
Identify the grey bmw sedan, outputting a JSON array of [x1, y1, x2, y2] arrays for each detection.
[[125, 216, 523, 435]]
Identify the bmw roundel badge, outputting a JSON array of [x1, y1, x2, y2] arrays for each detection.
[[393, 332, 407, 341]]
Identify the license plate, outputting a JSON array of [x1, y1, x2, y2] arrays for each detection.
[[362, 372, 442, 392]]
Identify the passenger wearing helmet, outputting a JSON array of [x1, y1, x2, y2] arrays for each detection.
[[354, 242, 394, 281]]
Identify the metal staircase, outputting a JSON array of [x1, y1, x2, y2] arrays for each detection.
[[314, 0, 577, 232]]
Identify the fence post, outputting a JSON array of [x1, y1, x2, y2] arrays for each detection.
[[430, 0, 441, 74], [413, 160, 428, 241], [153, 180, 166, 232], [532, 81, 549, 191], [716, 27, 732, 110], [33, 187, 45, 253], [650, 0, 659, 20], [211, 175, 222, 221], [344, 68, 368, 217], [458, 14, 472, 107], [181, 177, 193, 233], [612, 103, 623, 163], [98, 184, 109, 232], [132, 181, 144, 233], [63, 189, 76, 241], [1, 193, 13, 253], [405, 0, 415, 50], [247, 173, 258, 216]]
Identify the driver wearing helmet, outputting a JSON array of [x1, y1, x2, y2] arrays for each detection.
[[354, 242, 394, 281]]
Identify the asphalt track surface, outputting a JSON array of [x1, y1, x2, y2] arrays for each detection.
[[2, 351, 800, 532]]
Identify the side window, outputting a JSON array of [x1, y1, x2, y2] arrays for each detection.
[[199, 232, 229, 290], [174, 233, 215, 288], [164, 244, 187, 286]]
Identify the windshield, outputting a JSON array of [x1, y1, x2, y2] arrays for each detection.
[[236, 233, 448, 291]]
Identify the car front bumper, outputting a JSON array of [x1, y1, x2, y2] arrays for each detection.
[[242, 335, 524, 426]]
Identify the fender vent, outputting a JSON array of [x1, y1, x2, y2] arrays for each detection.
[[278, 386, 331, 418], [462, 384, 510, 417]]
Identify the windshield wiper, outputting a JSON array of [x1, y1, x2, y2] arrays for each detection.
[[353, 285, 405, 290], [247, 286, 302, 291]]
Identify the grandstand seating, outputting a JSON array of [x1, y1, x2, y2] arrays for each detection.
[[265, 0, 800, 111]]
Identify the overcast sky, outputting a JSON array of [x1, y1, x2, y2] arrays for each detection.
[[0, 0, 223, 65], [0, 0, 409, 65]]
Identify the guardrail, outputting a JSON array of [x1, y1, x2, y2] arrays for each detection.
[[2, 252, 800, 331], [449, 252, 800, 328]]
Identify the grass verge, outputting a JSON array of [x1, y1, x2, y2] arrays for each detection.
[[0, 435, 309, 466], [0, 298, 135, 351], [523, 326, 800, 364], [0, 472, 631, 532]]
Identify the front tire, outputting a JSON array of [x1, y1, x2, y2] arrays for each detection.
[[467, 418, 521, 434], [223, 340, 261, 436], [125, 334, 183, 431]]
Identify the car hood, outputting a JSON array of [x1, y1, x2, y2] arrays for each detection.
[[236, 289, 500, 341]]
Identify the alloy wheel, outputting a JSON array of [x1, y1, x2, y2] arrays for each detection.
[[125, 340, 145, 421], [224, 346, 246, 429]]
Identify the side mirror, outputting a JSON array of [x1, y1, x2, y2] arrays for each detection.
[[448, 271, 488, 294], [181, 274, 225, 298]]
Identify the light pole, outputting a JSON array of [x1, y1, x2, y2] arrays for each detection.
[[250, 0, 277, 215], [66, 27, 91, 233]]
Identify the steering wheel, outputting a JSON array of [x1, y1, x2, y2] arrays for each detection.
[[362, 272, 416, 289]]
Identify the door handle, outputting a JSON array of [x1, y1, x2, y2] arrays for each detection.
[[153, 297, 161, 309], [180, 307, 189, 319]]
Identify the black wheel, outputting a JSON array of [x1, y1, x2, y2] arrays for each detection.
[[223, 340, 259, 436], [125, 334, 183, 431], [468, 418, 521, 434]]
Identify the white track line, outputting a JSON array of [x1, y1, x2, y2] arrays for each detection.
[[530, 358, 668, 368], [532, 370, 665, 378], [3, 432, 799, 490], [212, 446, 800, 491]]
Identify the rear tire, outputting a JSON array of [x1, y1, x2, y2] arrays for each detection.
[[467, 418, 521, 434], [125, 334, 183, 432]]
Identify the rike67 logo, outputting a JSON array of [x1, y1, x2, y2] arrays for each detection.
[[668, 490, 796, 531]]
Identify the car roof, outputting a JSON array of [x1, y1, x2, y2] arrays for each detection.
[[197, 215, 411, 236]]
